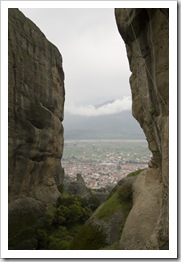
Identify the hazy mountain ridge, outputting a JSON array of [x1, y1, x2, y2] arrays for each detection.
[[63, 110, 145, 140]]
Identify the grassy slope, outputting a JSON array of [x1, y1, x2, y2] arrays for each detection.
[[70, 172, 139, 250]]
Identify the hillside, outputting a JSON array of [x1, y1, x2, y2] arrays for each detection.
[[63, 110, 145, 140]]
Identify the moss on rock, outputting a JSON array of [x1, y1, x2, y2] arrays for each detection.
[[127, 168, 144, 177], [69, 178, 134, 250], [70, 222, 107, 250], [96, 181, 133, 221]]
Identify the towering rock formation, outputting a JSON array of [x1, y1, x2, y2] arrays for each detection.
[[115, 8, 169, 249], [8, 9, 65, 248]]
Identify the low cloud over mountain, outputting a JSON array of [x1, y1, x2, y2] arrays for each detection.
[[63, 110, 145, 140], [65, 96, 132, 117]]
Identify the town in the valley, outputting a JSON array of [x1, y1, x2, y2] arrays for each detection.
[[62, 140, 151, 190]]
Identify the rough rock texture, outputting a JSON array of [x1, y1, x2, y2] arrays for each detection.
[[119, 169, 162, 249], [8, 197, 46, 249], [8, 9, 65, 248], [63, 173, 92, 199], [115, 8, 169, 249], [70, 175, 135, 250]]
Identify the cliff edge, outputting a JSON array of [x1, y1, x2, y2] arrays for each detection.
[[8, 9, 65, 249], [115, 8, 169, 249]]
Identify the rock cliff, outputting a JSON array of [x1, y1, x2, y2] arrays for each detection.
[[115, 8, 169, 249], [72, 8, 169, 251], [8, 9, 65, 248]]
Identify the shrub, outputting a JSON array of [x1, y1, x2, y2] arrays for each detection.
[[48, 236, 70, 250], [53, 205, 69, 226], [36, 229, 49, 249], [42, 210, 54, 229], [87, 195, 101, 211], [70, 223, 107, 250], [35, 193, 94, 249]]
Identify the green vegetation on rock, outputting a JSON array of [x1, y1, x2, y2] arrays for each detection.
[[70, 179, 134, 250], [100, 241, 120, 250], [127, 168, 144, 177], [96, 182, 133, 221], [70, 223, 107, 250], [35, 193, 100, 250], [96, 191, 122, 221]]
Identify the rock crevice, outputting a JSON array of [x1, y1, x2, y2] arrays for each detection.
[[8, 8, 169, 250]]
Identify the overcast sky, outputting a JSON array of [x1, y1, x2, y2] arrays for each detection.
[[20, 8, 132, 116]]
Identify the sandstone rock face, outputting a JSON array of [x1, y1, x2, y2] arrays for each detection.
[[8, 197, 46, 249], [63, 173, 92, 199], [8, 9, 65, 248], [119, 168, 162, 249], [71, 175, 135, 250], [115, 8, 169, 249]]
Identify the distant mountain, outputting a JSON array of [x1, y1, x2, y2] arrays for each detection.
[[63, 110, 145, 140]]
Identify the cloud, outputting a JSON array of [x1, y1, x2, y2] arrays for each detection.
[[65, 96, 132, 117], [20, 8, 131, 106], [20, 8, 131, 105]]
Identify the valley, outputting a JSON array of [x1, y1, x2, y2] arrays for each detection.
[[62, 139, 151, 189]]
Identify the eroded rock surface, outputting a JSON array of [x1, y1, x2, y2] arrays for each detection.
[[70, 175, 136, 250], [115, 8, 169, 249], [8, 9, 65, 248]]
